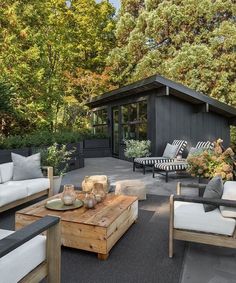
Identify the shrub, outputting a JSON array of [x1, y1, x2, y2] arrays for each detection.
[[187, 139, 235, 180], [124, 140, 151, 159], [0, 130, 108, 149]]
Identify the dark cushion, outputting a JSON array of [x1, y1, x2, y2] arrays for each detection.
[[11, 153, 43, 181], [203, 176, 223, 212]]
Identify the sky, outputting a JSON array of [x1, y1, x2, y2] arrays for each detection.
[[109, 0, 120, 9]]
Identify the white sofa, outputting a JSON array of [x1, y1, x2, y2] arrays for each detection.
[[0, 162, 53, 213], [169, 181, 236, 257], [0, 216, 61, 283]]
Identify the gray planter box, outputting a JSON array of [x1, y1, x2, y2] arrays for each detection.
[[83, 139, 111, 158], [0, 148, 30, 164]]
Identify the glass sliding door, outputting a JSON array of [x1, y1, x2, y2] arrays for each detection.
[[112, 107, 119, 156]]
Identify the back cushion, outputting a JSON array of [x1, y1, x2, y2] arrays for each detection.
[[220, 181, 236, 218], [0, 162, 13, 183]]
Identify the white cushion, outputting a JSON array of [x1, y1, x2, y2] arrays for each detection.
[[0, 229, 46, 283], [0, 162, 13, 183], [174, 201, 236, 236], [0, 184, 28, 206], [220, 181, 236, 218], [6, 178, 49, 196]]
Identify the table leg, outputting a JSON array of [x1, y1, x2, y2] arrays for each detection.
[[98, 253, 109, 260]]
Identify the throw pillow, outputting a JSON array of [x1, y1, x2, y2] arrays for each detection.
[[162, 143, 178, 158], [188, 147, 204, 156], [203, 176, 223, 212], [11, 153, 43, 181]]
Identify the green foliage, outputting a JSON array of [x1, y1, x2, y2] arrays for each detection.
[[124, 139, 151, 158], [107, 0, 236, 108], [38, 143, 74, 176], [187, 139, 235, 180], [0, 0, 115, 134], [0, 130, 108, 149]]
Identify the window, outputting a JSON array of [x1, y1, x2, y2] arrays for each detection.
[[92, 108, 108, 135], [121, 101, 147, 141]]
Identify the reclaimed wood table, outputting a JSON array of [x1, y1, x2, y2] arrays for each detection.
[[15, 192, 138, 260]]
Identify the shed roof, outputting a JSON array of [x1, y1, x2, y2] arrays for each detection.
[[87, 75, 236, 120]]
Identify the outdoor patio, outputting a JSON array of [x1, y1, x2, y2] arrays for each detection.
[[1, 157, 234, 283]]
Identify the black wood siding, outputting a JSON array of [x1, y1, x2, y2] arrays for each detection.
[[154, 95, 230, 157]]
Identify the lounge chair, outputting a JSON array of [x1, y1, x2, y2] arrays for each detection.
[[153, 141, 214, 182], [133, 140, 187, 174], [0, 216, 61, 283]]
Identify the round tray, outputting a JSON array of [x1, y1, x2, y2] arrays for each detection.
[[45, 199, 84, 211]]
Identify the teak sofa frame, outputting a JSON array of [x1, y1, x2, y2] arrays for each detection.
[[0, 215, 61, 283], [0, 166, 53, 213], [169, 182, 236, 258]]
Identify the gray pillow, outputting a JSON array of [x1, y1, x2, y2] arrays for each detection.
[[11, 153, 43, 181], [188, 147, 204, 156], [162, 143, 178, 158], [203, 176, 223, 212]]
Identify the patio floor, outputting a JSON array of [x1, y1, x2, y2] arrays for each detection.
[[62, 157, 236, 283]]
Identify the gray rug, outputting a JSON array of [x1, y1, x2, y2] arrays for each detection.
[[0, 195, 185, 283]]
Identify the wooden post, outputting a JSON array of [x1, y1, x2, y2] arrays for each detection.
[[47, 167, 54, 197], [176, 182, 181, 195], [47, 220, 61, 283], [169, 195, 174, 258]]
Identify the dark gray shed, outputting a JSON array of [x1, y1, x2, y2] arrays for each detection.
[[87, 75, 236, 159]]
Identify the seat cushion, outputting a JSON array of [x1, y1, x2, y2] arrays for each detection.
[[0, 163, 13, 183], [6, 178, 50, 196], [174, 201, 235, 236], [134, 157, 174, 165], [154, 161, 188, 171], [220, 181, 236, 218], [0, 184, 28, 207], [0, 229, 46, 283]]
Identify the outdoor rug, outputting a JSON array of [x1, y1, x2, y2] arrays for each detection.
[[0, 195, 185, 283]]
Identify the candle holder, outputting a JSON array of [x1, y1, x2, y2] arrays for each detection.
[[61, 184, 76, 205], [84, 193, 97, 209]]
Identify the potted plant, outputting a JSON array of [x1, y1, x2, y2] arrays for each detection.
[[124, 139, 151, 162], [39, 143, 74, 194]]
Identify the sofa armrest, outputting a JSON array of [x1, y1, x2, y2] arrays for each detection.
[[0, 215, 60, 258], [177, 182, 207, 196], [173, 195, 236, 208], [42, 166, 54, 197]]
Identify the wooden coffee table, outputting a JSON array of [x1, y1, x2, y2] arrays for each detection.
[[15, 192, 138, 260]]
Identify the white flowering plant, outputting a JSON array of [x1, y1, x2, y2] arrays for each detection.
[[124, 139, 151, 159]]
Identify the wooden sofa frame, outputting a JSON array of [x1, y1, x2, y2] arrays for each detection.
[[0, 215, 61, 283], [0, 166, 53, 213], [169, 182, 236, 258]]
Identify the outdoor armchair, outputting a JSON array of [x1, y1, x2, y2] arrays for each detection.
[[0, 215, 61, 283], [169, 181, 236, 258]]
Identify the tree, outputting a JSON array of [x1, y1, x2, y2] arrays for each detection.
[[107, 0, 236, 106], [0, 0, 115, 133]]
